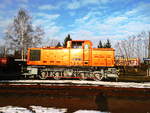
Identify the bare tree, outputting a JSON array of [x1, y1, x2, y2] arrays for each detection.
[[115, 31, 149, 60], [0, 46, 7, 57], [0, 38, 11, 57], [49, 39, 60, 47], [5, 9, 44, 59]]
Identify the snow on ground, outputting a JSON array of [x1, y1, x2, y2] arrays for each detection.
[[0, 80, 150, 88], [74, 110, 107, 113], [30, 106, 67, 113], [0, 106, 105, 113], [0, 106, 31, 113], [0, 106, 67, 113]]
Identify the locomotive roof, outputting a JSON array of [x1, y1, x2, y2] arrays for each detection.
[[28, 40, 114, 50], [93, 48, 115, 51]]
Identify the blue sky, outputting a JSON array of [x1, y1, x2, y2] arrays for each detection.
[[0, 0, 150, 46]]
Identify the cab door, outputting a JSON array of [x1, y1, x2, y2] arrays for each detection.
[[83, 44, 91, 66]]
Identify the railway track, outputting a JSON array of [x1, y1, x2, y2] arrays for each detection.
[[0, 80, 150, 89]]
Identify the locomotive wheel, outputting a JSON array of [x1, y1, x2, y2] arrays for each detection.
[[39, 71, 48, 80], [53, 72, 61, 80], [63, 69, 73, 77], [93, 73, 103, 81], [79, 72, 87, 80]]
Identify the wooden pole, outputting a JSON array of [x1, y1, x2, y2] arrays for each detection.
[[148, 32, 150, 58], [147, 32, 150, 76]]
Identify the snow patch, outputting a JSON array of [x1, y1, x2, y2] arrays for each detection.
[[0, 106, 31, 113], [74, 110, 107, 113], [0, 106, 108, 113], [0, 106, 67, 113], [30, 106, 67, 113]]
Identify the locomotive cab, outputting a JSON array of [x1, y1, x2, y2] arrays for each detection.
[[67, 40, 92, 66]]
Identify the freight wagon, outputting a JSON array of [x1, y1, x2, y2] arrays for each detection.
[[115, 58, 140, 67]]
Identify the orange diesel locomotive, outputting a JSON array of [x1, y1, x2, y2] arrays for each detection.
[[23, 40, 118, 80]]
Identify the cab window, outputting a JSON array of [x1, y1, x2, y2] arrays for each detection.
[[84, 44, 89, 49], [72, 42, 83, 48]]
